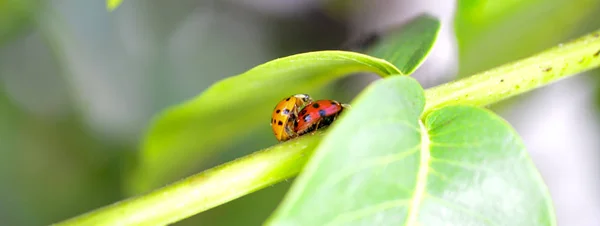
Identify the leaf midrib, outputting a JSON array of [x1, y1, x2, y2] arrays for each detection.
[[404, 120, 431, 225]]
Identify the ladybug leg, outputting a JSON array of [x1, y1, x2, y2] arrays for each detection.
[[310, 120, 321, 135], [289, 129, 299, 139], [329, 112, 340, 123], [288, 117, 300, 140], [285, 122, 298, 139]]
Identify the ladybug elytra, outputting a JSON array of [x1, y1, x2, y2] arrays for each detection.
[[294, 99, 350, 137], [270, 94, 313, 142]]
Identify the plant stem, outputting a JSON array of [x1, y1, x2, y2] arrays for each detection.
[[53, 135, 323, 226], [423, 29, 600, 116], [54, 29, 600, 225]]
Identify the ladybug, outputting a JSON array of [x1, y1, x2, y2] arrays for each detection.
[[270, 94, 314, 142], [295, 99, 350, 136]]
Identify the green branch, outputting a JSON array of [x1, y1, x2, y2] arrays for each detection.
[[424, 29, 600, 115], [53, 29, 600, 226], [54, 134, 323, 226]]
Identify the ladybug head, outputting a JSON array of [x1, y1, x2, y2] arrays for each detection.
[[293, 94, 312, 103]]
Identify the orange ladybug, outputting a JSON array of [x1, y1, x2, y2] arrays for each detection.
[[295, 99, 350, 136], [270, 94, 313, 142]]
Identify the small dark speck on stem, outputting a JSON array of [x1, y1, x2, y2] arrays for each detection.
[[561, 63, 570, 73], [594, 49, 600, 57], [500, 79, 504, 82], [542, 67, 552, 72]]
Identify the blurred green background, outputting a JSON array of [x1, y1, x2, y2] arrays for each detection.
[[1, 0, 600, 225]]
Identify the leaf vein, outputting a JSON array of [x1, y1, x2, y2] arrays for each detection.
[[332, 54, 395, 75], [424, 193, 500, 226], [429, 157, 496, 174], [320, 145, 420, 193], [430, 142, 483, 148], [427, 167, 450, 183], [323, 199, 411, 226], [404, 120, 431, 225]]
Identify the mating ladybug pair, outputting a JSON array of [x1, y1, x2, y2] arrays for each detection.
[[270, 94, 350, 142]]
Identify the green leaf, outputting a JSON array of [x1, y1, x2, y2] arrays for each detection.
[[266, 76, 555, 225], [130, 51, 402, 194], [106, 0, 123, 11], [366, 14, 441, 74]]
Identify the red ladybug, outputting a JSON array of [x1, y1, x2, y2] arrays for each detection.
[[294, 99, 350, 136]]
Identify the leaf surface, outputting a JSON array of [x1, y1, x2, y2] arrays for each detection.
[[267, 76, 555, 226], [366, 14, 441, 74]]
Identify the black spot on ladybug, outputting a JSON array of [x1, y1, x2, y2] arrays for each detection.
[[312, 103, 320, 108], [283, 108, 290, 115], [278, 121, 283, 126], [299, 109, 307, 115], [286, 97, 291, 101], [330, 101, 336, 105], [276, 109, 281, 113], [304, 115, 311, 122], [319, 109, 327, 117]]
